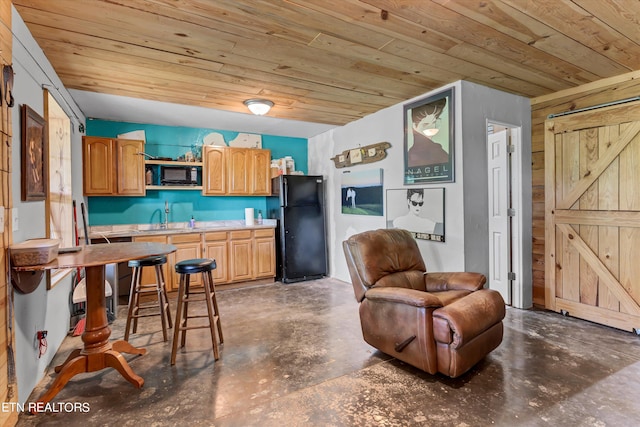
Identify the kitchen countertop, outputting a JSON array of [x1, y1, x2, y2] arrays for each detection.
[[89, 219, 276, 239]]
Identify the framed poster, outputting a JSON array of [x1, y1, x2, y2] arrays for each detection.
[[386, 187, 445, 242], [404, 88, 454, 184], [21, 104, 47, 201], [341, 168, 384, 216]]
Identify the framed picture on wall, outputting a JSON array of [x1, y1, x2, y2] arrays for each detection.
[[21, 104, 47, 201], [341, 168, 384, 216], [386, 187, 445, 242], [404, 88, 454, 184]]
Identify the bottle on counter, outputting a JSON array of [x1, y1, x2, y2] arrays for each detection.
[[189, 216, 196, 228], [257, 210, 263, 225], [284, 156, 295, 174]]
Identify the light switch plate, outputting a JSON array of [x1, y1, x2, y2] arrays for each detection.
[[0, 206, 4, 232], [12, 208, 18, 232]]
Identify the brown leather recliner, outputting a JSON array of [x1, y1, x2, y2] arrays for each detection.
[[343, 228, 505, 378]]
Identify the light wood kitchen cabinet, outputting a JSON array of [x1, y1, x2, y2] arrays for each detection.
[[253, 228, 276, 278], [169, 233, 203, 290], [229, 230, 253, 282], [132, 235, 170, 291], [204, 231, 228, 284], [249, 149, 272, 195], [202, 146, 226, 195], [83, 136, 145, 196], [202, 146, 271, 196], [227, 148, 250, 194], [129, 227, 274, 289]]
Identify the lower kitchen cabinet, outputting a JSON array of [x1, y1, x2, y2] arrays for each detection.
[[253, 228, 275, 278], [132, 235, 171, 291], [169, 233, 203, 290], [204, 231, 228, 284], [229, 230, 253, 282], [131, 227, 275, 290]]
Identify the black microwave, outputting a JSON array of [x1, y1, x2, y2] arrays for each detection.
[[160, 165, 198, 185]]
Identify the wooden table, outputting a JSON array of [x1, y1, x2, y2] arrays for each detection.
[[12, 242, 176, 404]]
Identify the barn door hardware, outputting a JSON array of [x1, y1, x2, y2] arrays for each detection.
[[331, 142, 391, 168]]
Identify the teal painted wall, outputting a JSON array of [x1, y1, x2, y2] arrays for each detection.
[[86, 120, 307, 225]]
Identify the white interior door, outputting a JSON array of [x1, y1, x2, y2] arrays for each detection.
[[488, 130, 511, 304]]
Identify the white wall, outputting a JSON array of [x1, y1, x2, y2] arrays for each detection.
[[309, 81, 532, 303], [11, 6, 86, 404]]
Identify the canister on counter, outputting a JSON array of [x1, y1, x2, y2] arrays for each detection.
[[284, 156, 295, 174]]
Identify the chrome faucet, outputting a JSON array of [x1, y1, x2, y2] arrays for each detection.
[[161, 200, 170, 229]]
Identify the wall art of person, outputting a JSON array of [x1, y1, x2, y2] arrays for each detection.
[[407, 98, 448, 168]]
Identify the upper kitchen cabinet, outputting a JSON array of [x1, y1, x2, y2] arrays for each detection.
[[83, 136, 145, 196], [203, 146, 271, 196], [202, 146, 227, 195], [249, 148, 271, 195]]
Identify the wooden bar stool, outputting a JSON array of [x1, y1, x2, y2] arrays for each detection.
[[171, 258, 224, 365], [125, 255, 172, 342]]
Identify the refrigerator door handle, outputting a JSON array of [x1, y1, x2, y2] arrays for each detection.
[[283, 177, 288, 207]]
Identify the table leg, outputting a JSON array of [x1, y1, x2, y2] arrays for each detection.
[[38, 264, 147, 404]]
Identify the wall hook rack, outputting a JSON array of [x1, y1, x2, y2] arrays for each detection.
[[330, 141, 391, 168]]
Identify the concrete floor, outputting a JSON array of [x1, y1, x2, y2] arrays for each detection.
[[17, 278, 640, 426]]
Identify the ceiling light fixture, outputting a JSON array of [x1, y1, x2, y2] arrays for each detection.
[[423, 128, 439, 137], [244, 99, 274, 116]]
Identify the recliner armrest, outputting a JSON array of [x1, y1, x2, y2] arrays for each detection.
[[424, 272, 486, 292], [365, 287, 443, 308], [432, 289, 505, 348]]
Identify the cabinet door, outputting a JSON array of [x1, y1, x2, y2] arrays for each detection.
[[205, 240, 229, 284], [116, 139, 145, 195], [132, 235, 170, 291], [250, 149, 271, 195], [83, 136, 114, 195], [227, 148, 250, 194], [170, 234, 203, 290], [203, 146, 226, 195], [254, 232, 275, 278], [229, 230, 253, 282]]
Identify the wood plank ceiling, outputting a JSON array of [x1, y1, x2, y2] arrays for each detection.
[[12, 0, 640, 126]]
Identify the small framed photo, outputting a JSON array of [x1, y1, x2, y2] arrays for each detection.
[[341, 168, 384, 216], [386, 187, 445, 242], [404, 88, 454, 184], [21, 104, 47, 201]]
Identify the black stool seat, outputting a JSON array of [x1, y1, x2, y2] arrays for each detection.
[[128, 255, 167, 268], [175, 258, 216, 274]]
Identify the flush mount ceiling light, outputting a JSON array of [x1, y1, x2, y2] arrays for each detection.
[[423, 128, 439, 137], [244, 99, 274, 116]]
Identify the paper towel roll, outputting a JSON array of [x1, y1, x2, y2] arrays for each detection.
[[245, 208, 255, 226]]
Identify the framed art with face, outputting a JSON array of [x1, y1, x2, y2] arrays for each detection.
[[403, 88, 454, 184], [386, 187, 445, 242]]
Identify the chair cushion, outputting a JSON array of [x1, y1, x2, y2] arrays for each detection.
[[345, 229, 425, 289], [374, 270, 427, 292], [430, 289, 472, 306]]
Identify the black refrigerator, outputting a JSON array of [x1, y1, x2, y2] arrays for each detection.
[[266, 175, 327, 283]]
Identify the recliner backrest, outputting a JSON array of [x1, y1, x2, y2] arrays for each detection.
[[343, 229, 426, 302]]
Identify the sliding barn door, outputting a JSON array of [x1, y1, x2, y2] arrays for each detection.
[[545, 101, 640, 331]]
